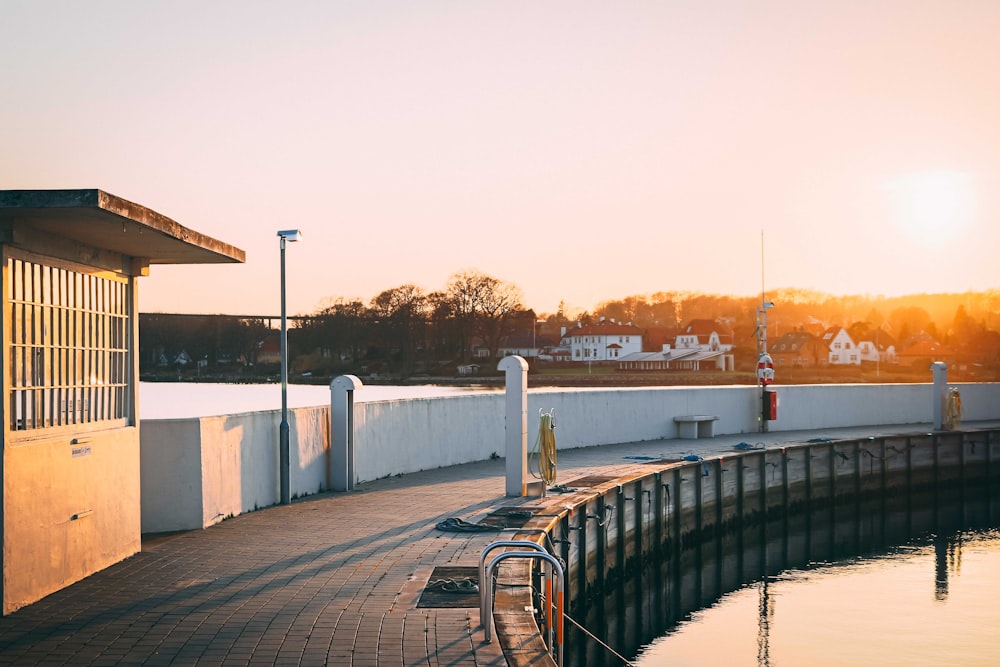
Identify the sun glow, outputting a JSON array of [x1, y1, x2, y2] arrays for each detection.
[[887, 170, 977, 245]]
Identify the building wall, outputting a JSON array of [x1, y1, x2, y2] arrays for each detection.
[[828, 328, 860, 365], [3, 428, 141, 614], [138, 382, 1000, 535], [570, 332, 642, 361], [2, 252, 142, 615]]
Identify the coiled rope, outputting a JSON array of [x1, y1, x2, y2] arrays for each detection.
[[945, 388, 963, 430], [530, 408, 558, 486]]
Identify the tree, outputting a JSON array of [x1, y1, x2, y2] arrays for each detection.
[[299, 298, 368, 367], [445, 270, 524, 360], [888, 306, 933, 344], [847, 320, 874, 344], [219, 316, 269, 367], [369, 284, 428, 375]]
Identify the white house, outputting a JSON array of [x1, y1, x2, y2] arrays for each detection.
[[567, 319, 643, 362], [821, 326, 860, 365], [676, 319, 734, 352], [857, 328, 898, 366], [618, 318, 734, 371]]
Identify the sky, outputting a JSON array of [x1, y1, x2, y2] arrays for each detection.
[[3, 1, 999, 318]]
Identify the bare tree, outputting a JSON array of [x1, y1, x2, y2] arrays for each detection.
[[445, 270, 523, 360], [369, 284, 428, 374], [299, 298, 368, 366]]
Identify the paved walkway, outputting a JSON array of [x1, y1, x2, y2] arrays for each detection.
[[0, 422, 987, 666]]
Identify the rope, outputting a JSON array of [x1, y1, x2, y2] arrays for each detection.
[[945, 388, 963, 430], [434, 517, 502, 532], [426, 577, 479, 593], [530, 408, 558, 486], [734, 441, 765, 451], [563, 611, 636, 667]]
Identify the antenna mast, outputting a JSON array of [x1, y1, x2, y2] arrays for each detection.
[[758, 230, 772, 358], [756, 230, 775, 432]]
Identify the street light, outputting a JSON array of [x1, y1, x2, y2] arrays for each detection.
[[277, 229, 302, 505]]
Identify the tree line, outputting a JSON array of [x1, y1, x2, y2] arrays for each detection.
[[139, 271, 1000, 378], [140, 270, 527, 377]]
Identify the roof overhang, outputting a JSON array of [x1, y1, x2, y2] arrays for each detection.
[[0, 189, 245, 265]]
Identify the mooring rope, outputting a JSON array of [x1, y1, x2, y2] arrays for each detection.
[[563, 611, 637, 667], [530, 408, 558, 485]]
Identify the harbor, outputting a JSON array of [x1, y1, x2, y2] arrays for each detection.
[[1, 418, 998, 666]]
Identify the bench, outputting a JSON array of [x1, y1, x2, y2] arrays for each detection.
[[673, 415, 719, 439]]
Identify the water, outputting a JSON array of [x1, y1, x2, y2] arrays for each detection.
[[634, 529, 1000, 666], [565, 485, 1000, 667], [138, 382, 498, 419]]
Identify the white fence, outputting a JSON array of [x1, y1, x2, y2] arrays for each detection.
[[140, 379, 1000, 534]]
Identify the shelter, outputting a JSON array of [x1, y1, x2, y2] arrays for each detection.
[[0, 189, 244, 613]]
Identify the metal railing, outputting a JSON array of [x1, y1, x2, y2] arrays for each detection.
[[480, 540, 565, 666]]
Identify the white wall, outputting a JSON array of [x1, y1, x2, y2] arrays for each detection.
[[140, 382, 1000, 534], [140, 407, 329, 534]]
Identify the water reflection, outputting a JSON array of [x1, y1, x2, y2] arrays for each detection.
[[564, 482, 1000, 667]]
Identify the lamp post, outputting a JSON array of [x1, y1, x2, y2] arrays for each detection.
[[277, 229, 302, 505]]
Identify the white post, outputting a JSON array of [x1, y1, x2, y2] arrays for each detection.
[[498, 355, 528, 497], [930, 361, 948, 431], [330, 374, 363, 491]]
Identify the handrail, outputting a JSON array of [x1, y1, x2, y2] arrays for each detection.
[[478, 540, 547, 635], [482, 549, 565, 666]]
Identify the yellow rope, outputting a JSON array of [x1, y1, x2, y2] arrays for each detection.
[[945, 388, 963, 430], [531, 409, 558, 486]]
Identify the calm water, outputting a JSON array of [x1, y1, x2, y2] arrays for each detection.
[[566, 486, 1000, 667], [138, 382, 498, 419], [634, 528, 1000, 666]]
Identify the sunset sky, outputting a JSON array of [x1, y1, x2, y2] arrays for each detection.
[[3, 1, 999, 317]]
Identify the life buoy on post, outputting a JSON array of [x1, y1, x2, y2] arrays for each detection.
[[757, 353, 774, 386]]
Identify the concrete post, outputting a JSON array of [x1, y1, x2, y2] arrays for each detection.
[[330, 375, 363, 491], [498, 355, 529, 497], [930, 361, 947, 431]]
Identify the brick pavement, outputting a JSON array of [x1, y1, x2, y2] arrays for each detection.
[[0, 422, 977, 666]]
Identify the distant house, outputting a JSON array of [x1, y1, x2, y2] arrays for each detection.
[[498, 333, 556, 359], [675, 318, 734, 353], [257, 336, 280, 365], [897, 337, 953, 367], [821, 327, 860, 365], [546, 347, 573, 363], [799, 316, 827, 337], [457, 363, 481, 376], [618, 318, 734, 371], [856, 328, 897, 366], [769, 331, 827, 367], [567, 319, 643, 362]]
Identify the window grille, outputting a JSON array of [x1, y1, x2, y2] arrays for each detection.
[[7, 255, 131, 431]]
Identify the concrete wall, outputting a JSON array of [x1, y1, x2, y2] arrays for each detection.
[[141, 407, 329, 534], [139, 382, 1000, 534], [4, 427, 141, 614]]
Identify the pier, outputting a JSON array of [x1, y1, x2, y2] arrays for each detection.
[[0, 418, 997, 665]]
